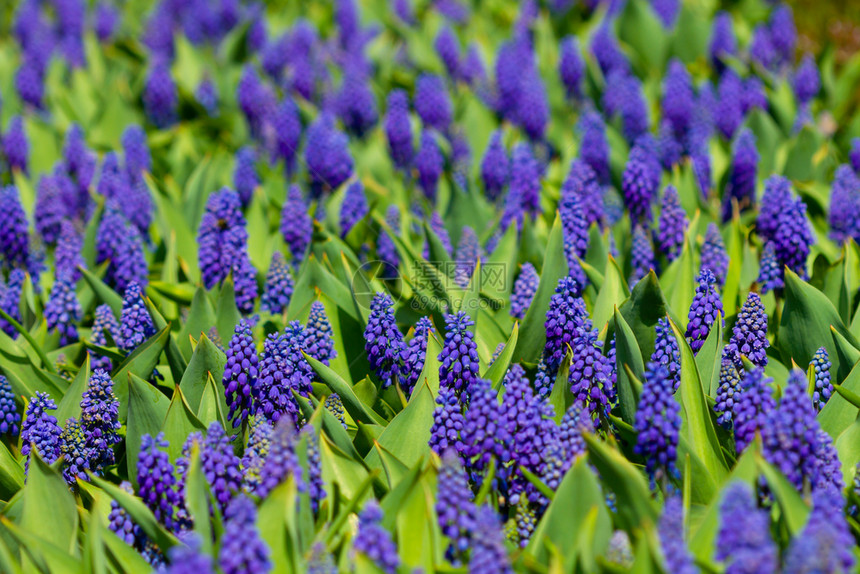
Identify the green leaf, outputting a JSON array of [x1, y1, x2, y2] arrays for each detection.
[[527, 457, 612, 571], [513, 213, 567, 364], [214, 276, 242, 347], [0, 442, 24, 500], [320, 434, 373, 500], [619, 271, 678, 365], [144, 296, 189, 383], [303, 352, 386, 426], [694, 319, 723, 396], [126, 373, 170, 489], [79, 267, 123, 315], [670, 319, 729, 503], [780, 268, 859, 379], [366, 381, 435, 470], [178, 286, 217, 358], [757, 455, 809, 534], [21, 454, 79, 558], [112, 326, 171, 422], [592, 256, 630, 331], [483, 322, 518, 390], [179, 334, 227, 413], [183, 448, 215, 555], [584, 435, 659, 531], [161, 386, 207, 462], [612, 308, 645, 426], [54, 354, 91, 425]]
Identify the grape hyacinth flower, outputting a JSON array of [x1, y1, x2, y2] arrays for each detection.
[[60, 419, 92, 484], [591, 24, 628, 77], [481, 131, 509, 202], [784, 486, 855, 574], [260, 252, 294, 315], [569, 329, 616, 429], [143, 62, 178, 129], [709, 11, 737, 72], [436, 449, 477, 564], [760, 369, 820, 491], [828, 164, 860, 244], [757, 176, 793, 243], [354, 502, 400, 574], [634, 363, 681, 481], [715, 482, 778, 574], [543, 276, 590, 373], [280, 185, 312, 264], [21, 392, 62, 472], [196, 78, 219, 116], [733, 367, 775, 453], [630, 225, 656, 285], [559, 36, 584, 100], [429, 385, 465, 457], [724, 292, 769, 370], [79, 369, 121, 469], [262, 98, 301, 174], [199, 423, 243, 513], [3, 118, 29, 174], [750, 25, 777, 72], [90, 304, 119, 372], [305, 301, 336, 365], [502, 366, 557, 503], [255, 417, 303, 499], [510, 263, 539, 320], [45, 274, 82, 346], [651, 318, 681, 391], [793, 53, 820, 104], [769, 4, 797, 67], [304, 114, 354, 196], [809, 347, 832, 413], [118, 283, 156, 355], [658, 497, 697, 573], [661, 60, 694, 137], [461, 376, 511, 484], [579, 110, 611, 185], [454, 226, 483, 287], [384, 90, 414, 170], [515, 66, 549, 142], [622, 139, 659, 223], [96, 203, 148, 291], [651, 0, 679, 28], [700, 224, 728, 287], [198, 189, 258, 308], [470, 506, 513, 574], [137, 433, 180, 530], [773, 195, 814, 280], [0, 269, 25, 338], [0, 376, 20, 436], [254, 323, 313, 424], [415, 74, 452, 133], [324, 394, 347, 429], [714, 358, 741, 429], [224, 320, 259, 428], [563, 159, 605, 229], [233, 147, 259, 207], [415, 131, 444, 200], [722, 129, 759, 221], [219, 495, 271, 574], [400, 317, 432, 396], [438, 312, 480, 397], [365, 292, 406, 388], [509, 142, 541, 217], [0, 185, 30, 271], [164, 533, 214, 574], [340, 180, 368, 238], [657, 186, 688, 262], [716, 70, 744, 141], [55, 221, 84, 281], [685, 270, 725, 355], [758, 242, 784, 294], [560, 187, 589, 286], [334, 67, 378, 138], [435, 26, 461, 78]]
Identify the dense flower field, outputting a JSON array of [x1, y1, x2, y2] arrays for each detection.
[[0, 0, 859, 571]]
